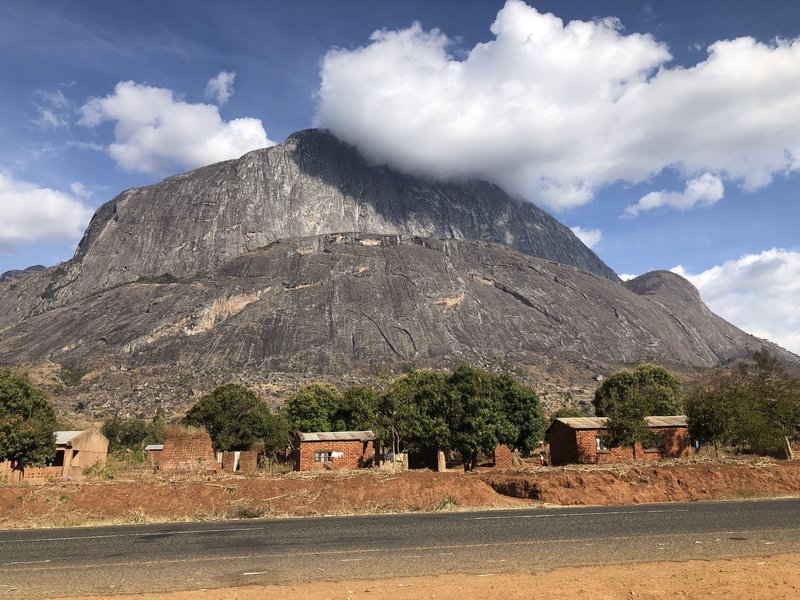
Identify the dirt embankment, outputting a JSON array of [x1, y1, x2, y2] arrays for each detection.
[[0, 470, 518, 529], [2, 459, 799, 529], [481, 460, 800, 505]]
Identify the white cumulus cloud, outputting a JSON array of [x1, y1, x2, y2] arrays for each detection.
[[79, 80, 272, 175], [672, 249, 800, 355], [316, 0, 800, 211], [204, 71, 236, 105], [570, 226, 602, 248], [624, 173, 724, 217], [0, 173, 93, 250]]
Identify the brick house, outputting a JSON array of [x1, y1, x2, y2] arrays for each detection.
[[546, 416, 692, 466], [157, 430, 219, 473], [293, 431, 378, 471]]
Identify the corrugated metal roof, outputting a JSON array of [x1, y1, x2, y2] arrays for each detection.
[[55, 430, 83, 445], [645, 415, 688, 427], [144, 444, 164, 451], [297, 431, 377, 442], [553, 417, 609, 430], [551, 416, 688, 430]]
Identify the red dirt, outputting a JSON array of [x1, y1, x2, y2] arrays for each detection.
[[2, 459, 799, 529], [480, 459, 800, 505], [0, 470, 519, 528]]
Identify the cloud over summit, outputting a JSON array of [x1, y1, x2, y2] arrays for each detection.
[[316, 0, 800, 211], [79, 80, 272, 176]]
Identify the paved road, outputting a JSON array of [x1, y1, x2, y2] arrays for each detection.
[[1, 498, 799, 597]]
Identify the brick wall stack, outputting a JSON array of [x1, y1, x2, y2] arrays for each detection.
[[220, 450, 259, 473], [158, 431, 219, 473], [493, 444, 513, 468], [295, 440, 375, 471]]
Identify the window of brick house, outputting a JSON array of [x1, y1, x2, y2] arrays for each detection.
[[595, 436, 610, 452], [314, 451, 333, 462]]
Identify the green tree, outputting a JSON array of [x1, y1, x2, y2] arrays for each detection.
[[685, 369, 739, 455], [145, 407, 168, 445], [448, 365, 505, 470], [594, 364, 684, 454], [0, 368, 57, 468], [551, 407, 587, 421], [284, 383, 343, 434], [332, 385, 381, 432], [381, 369, 453, 455], [380, 365, 545, 470], [184, 383, 286, 452], [593, 364, 684, 417], [102, 417, 149, 452], [493, 374, 546, 453], [687, 351, 800, 455]]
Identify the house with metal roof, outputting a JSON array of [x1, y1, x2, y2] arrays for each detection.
[[53, 429, 109, 478], [0, 428, 108, 482], [546, 416, 691, 466], [293, 431, 378, 471]]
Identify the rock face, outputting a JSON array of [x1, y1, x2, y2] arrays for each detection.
[[19, 129, 615, 319], [0, 129, 795, 388], [0, 234, 790, 374]]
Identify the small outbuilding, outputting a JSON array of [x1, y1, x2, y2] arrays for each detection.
[[52, 429, 109, 479], [0, 428, 109, 482], [546, 416, 691, 466], [157, 429, 219, 473], [293, 431, 378, 471]]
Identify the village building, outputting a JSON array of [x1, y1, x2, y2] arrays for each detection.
[[0, 428, 109, 482], [156, 429, 219, 473], [546, 416, 692, 466], [293, 431, 378, 471]]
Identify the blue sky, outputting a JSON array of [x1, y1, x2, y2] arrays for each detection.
[[1, 1, 798, 353]]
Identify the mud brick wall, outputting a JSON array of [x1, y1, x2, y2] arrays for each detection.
[[20, 467, 62, 482], [493, 444, 513, 468], [547, 421, 579, 466], [221, 450, 259, 473], [158, 432, 219, 473], [657, 427, 692, 459], [295, 440, 375, 471]]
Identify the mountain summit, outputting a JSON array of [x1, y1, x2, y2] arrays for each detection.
[[0, 130, 793, 384]]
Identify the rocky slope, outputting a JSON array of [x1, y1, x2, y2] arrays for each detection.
[[0, 234, 788, 376], [0, 129, 796, 416], [0, 129, 615, 334]]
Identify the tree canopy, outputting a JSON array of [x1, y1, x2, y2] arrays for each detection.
[[0, 368, 57, 467], [284, 383, 344, 434], [282, 365, 545, 469], [686, 350, 800, 454], [593, 364, 684, 453], [593, 364, 684, 418], [382, 365, 545, 469], [184, 383, 289, 453], [102, 407, 168, 453]]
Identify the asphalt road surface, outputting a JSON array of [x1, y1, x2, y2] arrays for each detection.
[[1, 498, 799, 598]]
